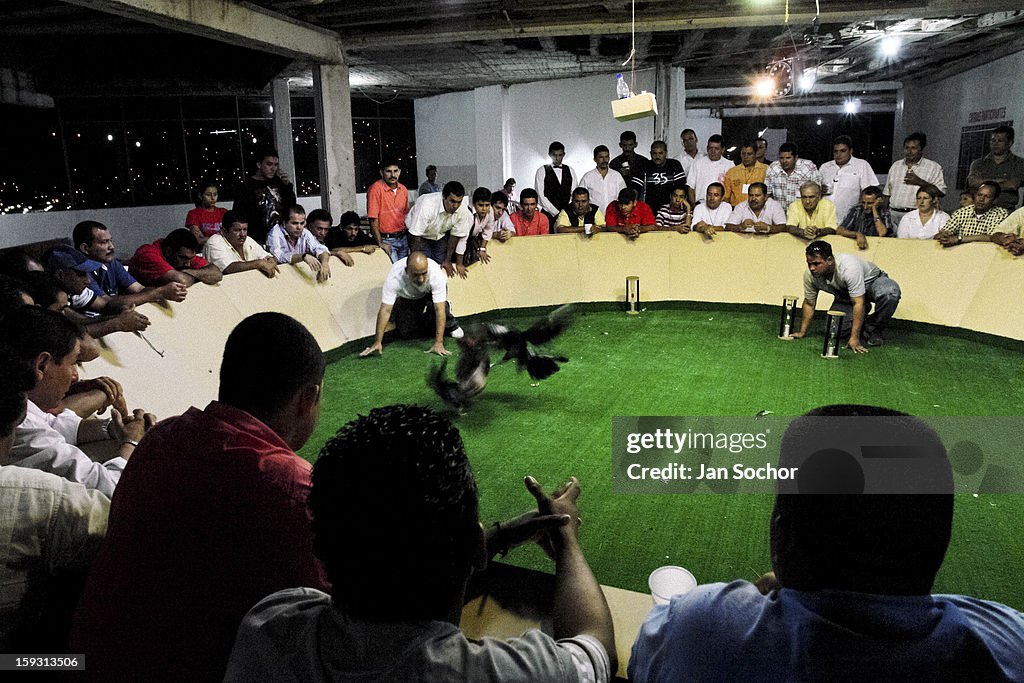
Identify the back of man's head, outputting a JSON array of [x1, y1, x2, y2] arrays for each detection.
[[0, 306, 81, 368], [310, 404, 479, 622], [218, 313, 324, 422], [0, 344, 35, 460], [771, 404, 953, 596], [0, 274, 32, 314], [164, 228, 200, 254]]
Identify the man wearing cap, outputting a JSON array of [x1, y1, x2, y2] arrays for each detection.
[[790, 240, 901, 352], [45, 247, 151, 337]]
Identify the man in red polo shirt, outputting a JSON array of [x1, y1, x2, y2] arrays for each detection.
[[368, 159, 410, 263], [72, 313, 329, 682], [510, 189, 549, 236], [605, 187, 657, 239], [128, 228, 223, 287]]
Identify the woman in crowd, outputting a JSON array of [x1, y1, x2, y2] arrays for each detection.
[[185, 181, 227, 247], [898, 184, 949, 239]]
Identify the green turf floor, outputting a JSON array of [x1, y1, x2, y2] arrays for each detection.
[[298, 305, 1024, 610]]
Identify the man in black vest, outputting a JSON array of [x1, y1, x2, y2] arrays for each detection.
[[535, 141, 577, 232], [555, 187, 607, 234]]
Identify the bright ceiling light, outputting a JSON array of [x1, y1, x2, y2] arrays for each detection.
[[754, 76, 775, 98], [843, 99, 861, 114], [880, 35, 901, 58], [798, 72, 815, 92]]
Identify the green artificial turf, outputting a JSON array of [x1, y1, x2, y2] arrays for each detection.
[[299, 305, 1024, 610]]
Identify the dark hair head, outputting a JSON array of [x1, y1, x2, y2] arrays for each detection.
[[219, 313, 324, 420], [707, 182, 725, 194], [834, 134, 853, 149], [285, 204, 306, 222], [339, 211, 361, 228], [194, 180, 219, 207], [593, 145, 609, 157], [917, 184, 942, 200], [617, 187, 638, 203], [504, 178, 515, 188], [771, 405, 953, 595], [748, 181, 768, 194], [73, 220, 108, 250], [650, 140, 668, 152], [779, 142, 799, 156], [221, 210, 245, 231], [442, 181, 465, 199], [548, 141, 565, 154], [0, 274, 32, 315], [425, 165, 436, 174], [0, 250, 43, 280], [862, 186, 883, 199], [741, 140, 757, 152], [904, 132, 927, 148], [572, 186, 590, 198], [993, 124, 1015, 143], [681, 128, 696, 137], [805, 240, 833, 259], [619, 130, 637, 143], [306, 209, 332, 226], [519, 188, 539, 202], [0, 306, 81, 367], [310, 404, 479, 621], [471, 187, 492, 204], [490, 191, 507, 206], [255, 146, 279, 164], [379, 158, 399, 170], [978, 180, 1002, 198], [708, 134, 723, 146], [0, 343, 35, 437], [164, 228, 200, 254], [21, 272, 64, 310]]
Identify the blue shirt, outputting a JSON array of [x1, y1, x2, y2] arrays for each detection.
[[88, 259, 138, 298], [629, 580, 1024, 682]]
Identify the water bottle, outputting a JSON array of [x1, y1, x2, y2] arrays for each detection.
[[616, 73, 631, 99]]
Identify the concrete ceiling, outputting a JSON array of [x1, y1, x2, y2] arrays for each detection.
[[1, 1, 1023, 104]]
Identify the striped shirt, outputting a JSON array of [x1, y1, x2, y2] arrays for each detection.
[[655, 205, 689, 229], [765, 159, 822, 212]]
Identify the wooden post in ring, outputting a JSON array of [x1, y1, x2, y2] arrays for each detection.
[[626, 276, 640, 314], [822, 310, 845, 358]]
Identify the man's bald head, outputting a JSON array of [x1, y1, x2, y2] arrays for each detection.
[[406, 251, 430, 286]]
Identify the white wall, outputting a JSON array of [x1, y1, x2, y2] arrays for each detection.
[[903, 49, 1024, 211], [414, 90, 479, 190]]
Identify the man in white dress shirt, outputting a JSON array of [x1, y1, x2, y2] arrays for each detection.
[[580, 145, 626, 213], [692, 183, 733, 238], [820, 135, 879, 224], [884, 132, 947, 226], [688, 135, 735, 207]]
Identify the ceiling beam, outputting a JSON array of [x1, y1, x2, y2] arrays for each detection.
[[63, 0, 344, 64], [336, 0, 1024, 48]]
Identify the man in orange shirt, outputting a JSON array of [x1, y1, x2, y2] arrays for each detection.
[[367, 159, 410, 263], [510, 189, 549, 236], [723, 142, 768, 207]]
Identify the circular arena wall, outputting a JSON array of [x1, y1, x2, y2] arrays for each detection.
[[82, 232, 1024, 419]]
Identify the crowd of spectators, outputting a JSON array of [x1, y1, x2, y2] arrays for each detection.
[[0, 127, 1022, 677]]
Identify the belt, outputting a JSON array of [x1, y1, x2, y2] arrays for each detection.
[[381, 229, 407, 237]]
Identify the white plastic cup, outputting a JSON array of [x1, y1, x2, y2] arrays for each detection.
[[584, 223, 593, 235], [648, 566, 697, 605]]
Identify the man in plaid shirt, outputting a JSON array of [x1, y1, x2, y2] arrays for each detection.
[[765, 142, 822, 213], [936, 181, 1010, 247]]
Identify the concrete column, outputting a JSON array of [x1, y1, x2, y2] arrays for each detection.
[[272, 78, 296, 183], [654, 62, 672, 143], [668, 67, 687, 146], [892, 84, 906, 166], [313, 63, 356, 217]]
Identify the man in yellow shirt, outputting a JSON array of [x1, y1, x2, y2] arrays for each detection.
[[723, 142, 768, 207], [786, 182, 838, 240]]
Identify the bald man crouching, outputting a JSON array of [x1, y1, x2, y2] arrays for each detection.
[[361, 251, 464, 357]]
